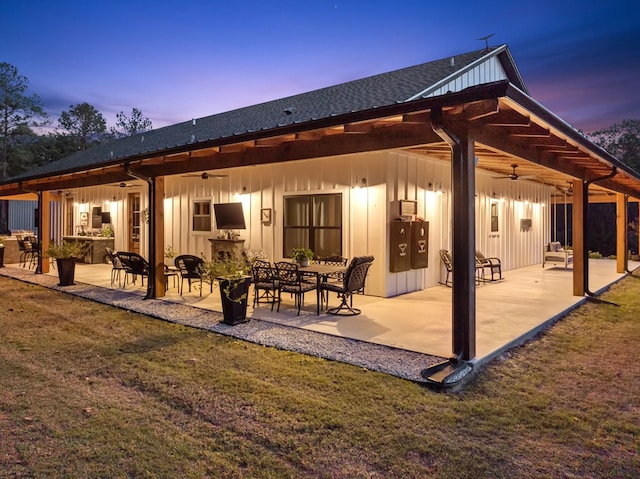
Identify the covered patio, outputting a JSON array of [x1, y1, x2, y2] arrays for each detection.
[[2, 256, 634, 376]]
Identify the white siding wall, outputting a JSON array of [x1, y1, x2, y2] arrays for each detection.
[[67, 148, 551, 298]]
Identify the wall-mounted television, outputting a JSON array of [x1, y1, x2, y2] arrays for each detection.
[[101, 212, 112, 224], [214, 202, 246, 230]]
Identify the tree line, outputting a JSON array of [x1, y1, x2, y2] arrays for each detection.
[[1, 62, 153, 179], [1, 61, 639, 181]]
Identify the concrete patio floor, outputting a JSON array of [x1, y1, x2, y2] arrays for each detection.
[[9, 257, 635, 367]]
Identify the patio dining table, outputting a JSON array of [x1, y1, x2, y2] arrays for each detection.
[[298, 263, 347, 315]]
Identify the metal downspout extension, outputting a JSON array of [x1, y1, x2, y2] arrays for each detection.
[[125, 164, 155, 300], [18, 182, 43, 274], [583, 167, 620, 304], [420, 107, 474, 388]]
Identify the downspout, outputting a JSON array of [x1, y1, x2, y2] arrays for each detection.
[[18, 182, 43, 274], [124, 163, 155, 299], [583, 167, 619, 300]]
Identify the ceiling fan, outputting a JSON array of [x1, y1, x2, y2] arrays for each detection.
[[494, 164, 536, 181], [182, 172, 228, 180]]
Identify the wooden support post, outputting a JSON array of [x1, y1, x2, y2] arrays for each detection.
[[39, 191, 51, 274], [572, 180, 585, 296], [450, 132, 477, 360], [152, 176, 166, 297], [616, 193, 627, 274]]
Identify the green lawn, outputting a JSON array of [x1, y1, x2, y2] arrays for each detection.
[[1, 274, 639, 478]]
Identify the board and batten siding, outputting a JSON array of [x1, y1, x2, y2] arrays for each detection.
[[67, 147, 550, 298], [423, 56, 508, 98]]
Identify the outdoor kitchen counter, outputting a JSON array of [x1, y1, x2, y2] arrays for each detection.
[[62, 236, 114, 264]]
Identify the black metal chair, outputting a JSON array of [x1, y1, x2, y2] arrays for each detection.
[[117, 252, 149, 287], [321, 255, 374, 316], [105, 247, 126, 287], [174, 254, 207, 295], [320, 255, 348, 303], [251, 259, 280, 310], [275, 261, 316, 315]]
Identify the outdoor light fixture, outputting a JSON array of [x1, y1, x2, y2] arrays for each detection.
[[354, 177, 367, 188]]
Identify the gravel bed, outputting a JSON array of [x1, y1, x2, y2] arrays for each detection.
[[1, 266, 444, 383]]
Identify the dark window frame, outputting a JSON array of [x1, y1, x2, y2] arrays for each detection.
[[283, 193, 342, 258]]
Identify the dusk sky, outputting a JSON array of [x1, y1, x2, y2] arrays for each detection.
[[2, 0, 638, 134]]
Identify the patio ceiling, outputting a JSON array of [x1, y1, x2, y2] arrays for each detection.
[[2, 81, 639, 200]]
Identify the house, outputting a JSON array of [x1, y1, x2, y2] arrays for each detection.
[[2, 44, 640, 384]]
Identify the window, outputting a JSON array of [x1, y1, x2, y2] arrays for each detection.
[[283, 193, 342, 258], [193, 200, 212, 232], [490, 202, 499, 232]]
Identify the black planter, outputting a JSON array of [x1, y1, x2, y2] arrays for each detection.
[[0, 246, 4, 267], [218, 276, 251, 325], [56, 258, 76, 286]]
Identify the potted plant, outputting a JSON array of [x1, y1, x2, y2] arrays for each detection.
[[291, 247, 314, 267], [0, 237, 5, 268], [46, 240, 88, 286], [199, 254, 252, 325], [164, 245, 176, 266]]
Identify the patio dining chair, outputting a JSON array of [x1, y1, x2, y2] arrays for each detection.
[[105, 247, 126, 287], [17, 236, 37, 269], [116, 252, 149, 287], [275, 261, 316, 315], [174, 254, 210, 296], [320, 255, 374, 316], [251, 259, 280, 310]]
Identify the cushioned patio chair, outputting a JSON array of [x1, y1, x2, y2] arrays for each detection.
[[475, 251, 502, 281], [439, 249, 453, 286], [321, 255, 374, 316]]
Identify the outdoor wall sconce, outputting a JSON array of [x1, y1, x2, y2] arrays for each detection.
[[353, 177, 367, 188]]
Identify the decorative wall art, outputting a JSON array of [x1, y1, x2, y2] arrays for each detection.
[[520, 218, 532, 232]]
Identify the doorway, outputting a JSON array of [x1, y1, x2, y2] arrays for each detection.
[[128, 192, 141, 254]]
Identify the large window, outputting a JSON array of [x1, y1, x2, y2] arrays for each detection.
[[193, 200, 212, 232], [283, 193, 342, 258]]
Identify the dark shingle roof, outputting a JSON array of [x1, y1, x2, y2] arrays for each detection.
[[6, 46, 514, 183]]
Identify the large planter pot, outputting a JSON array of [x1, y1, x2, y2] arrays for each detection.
[[0, 246, 4, 267], [298, 258, 310, 267], [218, 276, 251, 325], [56, 258, 76, 286]]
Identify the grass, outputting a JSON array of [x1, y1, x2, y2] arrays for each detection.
[[1, 274, 639, 478]]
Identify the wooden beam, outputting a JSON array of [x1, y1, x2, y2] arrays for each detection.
[[39, 191, 51, 274], [135, 122, 442, 178], [616, 193, 627, 273], [152, 176, 166, 297], [448, 99, 499, 121], [572, 181, 585, 296]]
